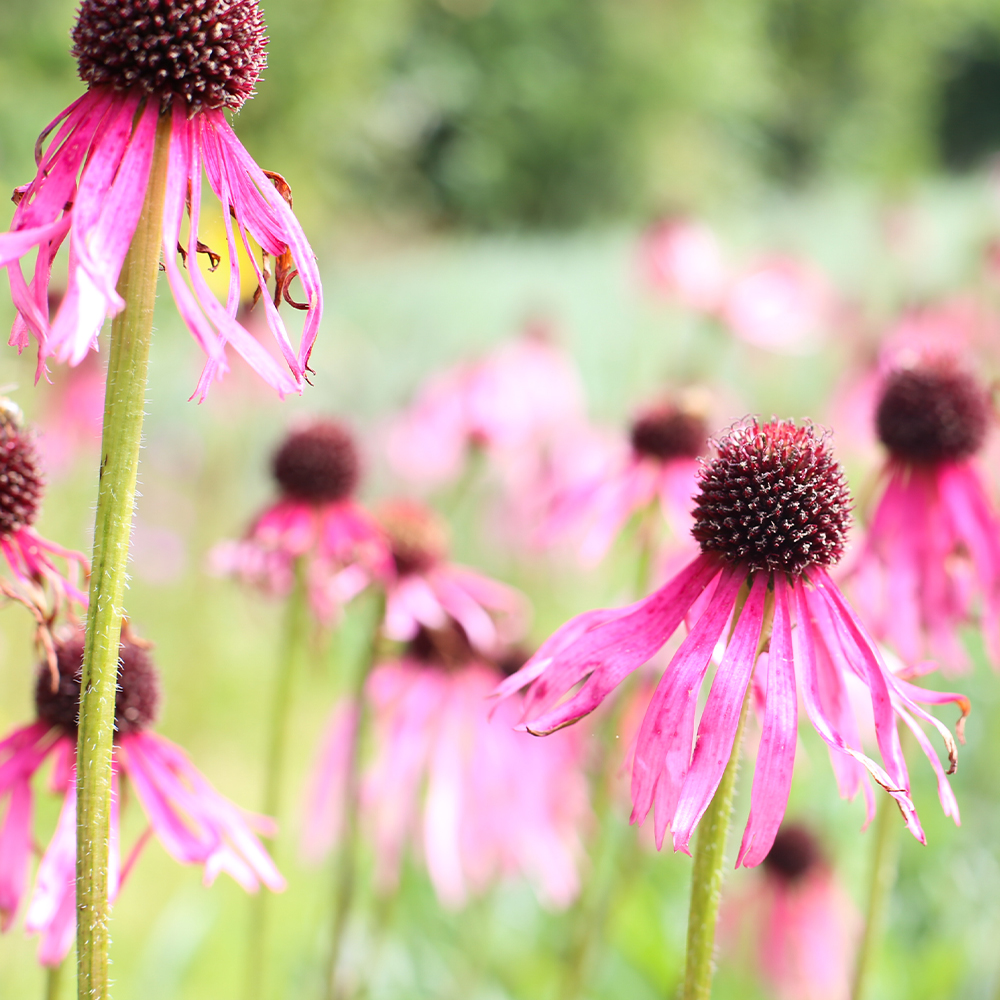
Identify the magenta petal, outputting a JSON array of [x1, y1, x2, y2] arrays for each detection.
[[736, 574, 797, 868], [792, 578, 922, 840], [520, 553, 722, 734], [629, 563, 743, 847], [671, 571, 769, 854], [0, 778, 33, 930]]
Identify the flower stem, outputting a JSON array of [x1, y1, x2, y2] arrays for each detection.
[[681, 689, 752, 1000], [245, 558, 310, 1000], [681, 582, 772, 1000], [324, 592, 385, 1000], [75, 111, 170, 1000], [851, 793, 903, 1000], [46, 961, 62, 1000]]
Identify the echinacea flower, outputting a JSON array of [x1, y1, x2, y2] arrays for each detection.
[[303, 626, 589, 909], [539, 400, 707, 566], [210, 420, 390, 622], [722, 258, 831, 355], [497, 419, 968, 863], [724, 824, 858, 1000], [639, 218, 728, 313], [0, 400, 88, 625], [376, 499, 527, 656], [1, 0, 321, 398], [0, 630, 284, 965], [386, 330, 583, 489], [851, 359, 1000, 668]]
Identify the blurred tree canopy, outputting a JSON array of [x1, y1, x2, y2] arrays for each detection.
[[3, 0, 1000, 231]]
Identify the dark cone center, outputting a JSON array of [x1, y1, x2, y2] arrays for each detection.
[[271, 422, 360, 504], [691, 419, 851, 574], [35, 633, 161, 738], [0, 421, 43, 537], [876, 366, 990, 465], [630, 407, 707, 462], [762, 824, 822, 883], [72, 0, 268, 112]]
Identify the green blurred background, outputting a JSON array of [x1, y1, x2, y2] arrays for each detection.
[[2, 0, 1000, 998]]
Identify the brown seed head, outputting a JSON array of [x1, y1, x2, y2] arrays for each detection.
[[691, 419, 851, 575], [271, 421, 360, 504], [72, 0, 268, 113]]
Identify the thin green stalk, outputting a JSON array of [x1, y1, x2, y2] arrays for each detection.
[[851, 794, 903, 1000], [681, 583, 773, 1000], [46, 961, 62, 1000], [324, 593, 385, 1000], [76, 111, 170, 1000], [245, 559, 310, 1000]]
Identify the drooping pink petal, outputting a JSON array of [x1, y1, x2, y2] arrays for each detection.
[[736, 573, 798, 867], [25, 780, 76, 943], [791, 578, 921, 839], [0, 779, 33, 931], [672, 571, 769, 854], [301, 700, 358, 863], [515, 552, 722, 734], [629, 563, 743, 847]]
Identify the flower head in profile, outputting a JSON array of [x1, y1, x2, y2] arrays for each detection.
[[1, 0, 321, 398], [376, 499, 527, 656], [303, 627, 589, 909], [210, 420, 390, 622], [640, 218, 728, 313], [386, 329, 583, 489], [497, 418, 968, 863], [724, 824, 858, 1000], [539, 397, 708, 566], [722, 258, 832, 355], [0, 400, 88, 636], [0, 629, 284, 965], [850, 357, 1000, 669]]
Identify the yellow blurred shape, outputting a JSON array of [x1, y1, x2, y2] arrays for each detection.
[[188, 203, 264, 306]]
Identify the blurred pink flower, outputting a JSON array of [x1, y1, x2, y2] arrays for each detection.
[[0, 404, 88, 623], [722, 257, 832, 355], [538, 401, 707, 566], [386, 329, 583, 489], [35, 344, 105, 476], [497, 420, 968, 862], [639, 219, 728, 312], [210, 421, 390, 622], [724, 824, 858, 1000], [0, 632, 283, 965], [304, 645, 589, 909], [850, 359, 1000, 669], [0, 0, 321, 398], [377, 499, 527, 656]]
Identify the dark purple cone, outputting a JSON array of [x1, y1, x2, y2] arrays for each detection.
[[692, 419, 851, 575], [72, 0, 268, 112], [35, 633, 161, 738], [271, 421, 360, 504]]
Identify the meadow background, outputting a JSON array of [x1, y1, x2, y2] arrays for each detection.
[[3, 0, 1000, 996]]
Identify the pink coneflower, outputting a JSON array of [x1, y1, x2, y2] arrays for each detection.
[[386, 330, 583, 489], [0, 631, 284, 965], [497, 419, 968, 863], [725, 824, 858, 1000], [0, 0, 321, 397], [377, 500, 526, 656], [35, 351, 105, 475], [639, 219, 728, 313], [851, 360, 1000, 668], [0, 400, 87, 625], [304, 629, 589, 909], [722, 258, 832, 355], [210, 420, 390, 622], [539, 400, 708, 566]]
